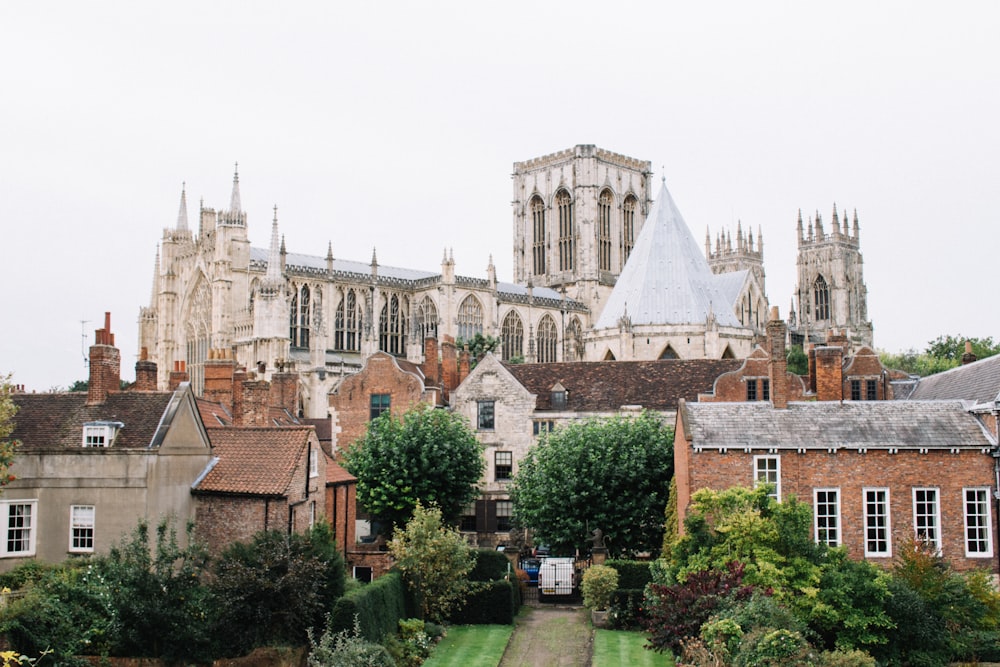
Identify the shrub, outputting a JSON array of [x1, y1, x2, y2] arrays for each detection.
[[606, 559, 652, 590], [307, 615, 395, 667], [733, 628, 813, 667], [448, 580, 517, 625], [384, 618, 433, 667], [329, 572, 407, 642], [608, 589, 645, 630], [211, 525, 346, 656], [581, 565, 618, 610], [469, 549, 511, 581], [815, 649, 876, 667]]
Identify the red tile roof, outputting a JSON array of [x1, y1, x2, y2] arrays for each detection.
[[196, 426, 313, 496], [503, 359, 742, 411]]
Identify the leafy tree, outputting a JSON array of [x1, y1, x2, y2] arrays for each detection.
[[457, 333, 501, 367], [878, 348, 955, 376], [96, 519, 215, 662], [511, 412, 674, 557], [786, 345, 808, 376], [880, 334, 1000, 377], [388, 502, 475, 622], [211, 524, 346, 656], [345, 405, 483, 531], [0, 375, 19, 491]]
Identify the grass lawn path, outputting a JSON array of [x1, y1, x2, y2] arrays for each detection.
[[498, 606, 592, 667], [422, 625, 513, 667]]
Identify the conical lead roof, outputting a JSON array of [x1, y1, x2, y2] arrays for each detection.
[[595, 179, 743, 329]]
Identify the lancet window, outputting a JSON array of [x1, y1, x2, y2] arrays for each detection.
[[536, 315, 558, 363], [598, 189, 613, 272], [557, 190, 574, 272], [622, 195, 637, 265], [531, 196, 546, 275], [379, 293, 407, 355], [501, 311, 524, 361], [414, 296, 438, 344], [814, 275, 830, 321], [289, 284, 311, 349], [334, 288, 363, 352], [457, 295, 484, 342], [565, 317, 584, 361]]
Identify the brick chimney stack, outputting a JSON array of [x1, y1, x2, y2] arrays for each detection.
[[87, 312, 121, 405], [441, 336, 458, 399], [203, 348, 237, 408], [458, 345, 471, 386], [962, 341, 978, 365], [270, 370, 299, 418], [134, 347, 158, 391], [766, 307, 789, 409], [814, 346, 845, 401], [168, 360, 189, 390], [422, 337, 441, 386]]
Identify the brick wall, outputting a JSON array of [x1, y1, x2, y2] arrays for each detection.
[[134, 348, 158, 392], [678, 446, 997, 572], [194, 495, 287, 555], [88, 313, 121, 405], [327, 480, 357, 556]]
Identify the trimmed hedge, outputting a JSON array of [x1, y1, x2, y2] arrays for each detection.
[[606, 559, 652, 590], [448, 580, 518, 625], [328, 572, 406, 642], [469, 549, 511, 582], [608, 588, 646, 630]]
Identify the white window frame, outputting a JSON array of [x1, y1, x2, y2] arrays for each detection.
[[495, 500, 512, 532], [963, 487, 994, 558], [863, 487, 892, 557], [69, 504, 95, 553], [494, 451, 513, 481], [83, 424, 110, 448], [1, 500, 38, 557], [912, 487, 941, 553], [309, 448, 319, 478], [308, 501, 316, 528], [814, 488, 841, 547], [753, 455, 781, 501]]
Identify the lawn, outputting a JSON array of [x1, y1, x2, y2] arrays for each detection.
[[422, 624, 514, 667], [592, 629, 675, 667]]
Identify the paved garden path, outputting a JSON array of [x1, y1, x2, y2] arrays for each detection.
[[499, 605, 593, 667]]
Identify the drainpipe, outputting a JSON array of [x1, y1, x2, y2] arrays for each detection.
[[992, 400, 1000, 575]]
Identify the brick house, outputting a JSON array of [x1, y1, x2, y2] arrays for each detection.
[[674, 312, 1000, 573], [450, 353, 742, 548], [3, 314, 214, 571]]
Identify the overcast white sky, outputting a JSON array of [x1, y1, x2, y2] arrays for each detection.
[[2, 2, 997, 391]]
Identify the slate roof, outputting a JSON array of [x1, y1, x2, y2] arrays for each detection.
[[503, 359, 742, 412], [11, 391, 177, 451], [595, 180, 744, 330], [680, 400, 994, 450], [906, 354, 1000, 405], [196, 426, 313, 496]]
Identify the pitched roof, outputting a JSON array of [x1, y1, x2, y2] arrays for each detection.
[[595, 180, 744, 330], [503, 359, 742, 411], [11, 391, 177, 450], [906, 354, 1000, 405], [196, 426, 313, 496], [326, 460, 356, 484], [681, 400, 993, 450]]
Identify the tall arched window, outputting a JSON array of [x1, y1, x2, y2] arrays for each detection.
[[501, 311, 524, 361], [415, 296, 438, 343], [290, 284, 311, 348], [565, 317, 584, 361], [598, 189, 613, 272], [622, 195, 637, 266], [379, 293, 406, 355], [334, 288, 363, 351], [531, 196, 546, 275], [556, 190, 574, 272], [537, 315, 558, 363], [457, 295, 484, 341], [814, 275, 830, 321]]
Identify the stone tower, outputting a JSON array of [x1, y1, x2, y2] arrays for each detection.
[[512, 145, 652, 318], [706, 221, 768, 334], [790, 205, 873, 349]]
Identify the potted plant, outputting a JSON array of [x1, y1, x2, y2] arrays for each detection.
[[581, 564, 619, 627]]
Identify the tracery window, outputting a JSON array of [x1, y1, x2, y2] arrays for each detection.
[[814, 275, 830, 321], [379, 293, 407, 355], [556, 189, 574, 272], [289, 284, 311, 348], [531, 196, 546, 275], [622, 195, 637, 265], [457, 295, 484, 341], [565, 317, 584, 361], [536, 315, 558, 363], [334, 288, 363, 352], [598, 189, 613, 272], [415, 296, 438, 343], [501, 311, 524, 361]]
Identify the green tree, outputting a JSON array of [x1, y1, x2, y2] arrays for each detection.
[[457, 333, 501, 367], [0, 375, 19, 491], [880, 334, 1000, 377], [510, 412, 674, 557], [211, 524, 346, 656], [388, 502, 475, 622], [345, 405, 483, 531], [786, 345, 808, 376]]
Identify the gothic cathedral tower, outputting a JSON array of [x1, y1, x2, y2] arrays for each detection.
[[512, 145, 652, 318], [790, 205, 873, 349]]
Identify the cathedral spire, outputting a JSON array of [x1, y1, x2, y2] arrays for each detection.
[[797, 209, 804, 244], [151, 244, 160, 307], [176, 182, 188, 232], [853, 209, 860, 240], [265, 205, 282, 286], [229, 163, 242, 213], [757, 225, 764, 256]]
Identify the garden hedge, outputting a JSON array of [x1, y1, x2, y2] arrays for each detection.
[[469, 549, 511, 582], [328, 571, 407, 641], [448, 580, 518, 625], [605, 559, 652, 590]]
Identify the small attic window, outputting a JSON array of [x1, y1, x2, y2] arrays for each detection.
[[82, 421, 123, 448], [550, 382, 567, 410]]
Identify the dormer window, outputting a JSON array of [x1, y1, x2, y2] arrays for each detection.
[[82, 421, 123, 448], [550, 382, 567, 410]]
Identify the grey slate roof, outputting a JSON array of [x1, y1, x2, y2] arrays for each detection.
[[595, 181, 743, 330], [681, 400, 993, 450], [906, 354, 1000, 405]]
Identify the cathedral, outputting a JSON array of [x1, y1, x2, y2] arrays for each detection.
[[139, 144, 872, 417]]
